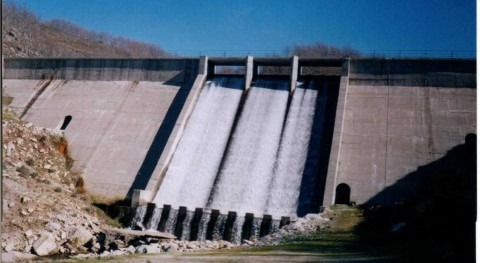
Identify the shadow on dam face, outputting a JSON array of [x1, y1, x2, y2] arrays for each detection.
[[127, 74, 195, 197], [354, 134, 476, 262]]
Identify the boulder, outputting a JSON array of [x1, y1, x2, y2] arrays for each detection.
[[4, 243, 15, 252], [135, 245, 147, 254], [33, 232, 57, 256], [144, 244, 162, 254], [186, 243, 197, 250], [164, 243, 178, 252], [69, 227, 93, 248]]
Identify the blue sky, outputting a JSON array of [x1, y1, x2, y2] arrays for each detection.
[[14, 0, 476, 57]]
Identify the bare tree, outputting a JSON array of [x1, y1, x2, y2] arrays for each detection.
[[286, 42, 362, 58]]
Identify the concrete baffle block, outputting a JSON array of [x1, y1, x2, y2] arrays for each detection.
[[189, 208, 204, 241], [241, 213, 255, 241], [206, 209, 220, 241], [142, 203, 157, 227], [260, 214, 273, 237], [174, 206, 188, 239], [280, 216, 291, 229], [157, 204, 171, 232], [223, 211, 237, 242]]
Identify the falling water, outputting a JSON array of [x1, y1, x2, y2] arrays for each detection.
[[131, 205, 147, 229], [165, 209, 179, 234], [212, 214, 228, 241], [265, 81, 319, 219], [208, 79, 290, 216], [154, 77, 244, 208], [180, 211, 195, 240], [251, 218, 263, 240], [146, 207, 163, 230], [140, 76, 335, 241], [197, 212, 211, 241], [231, 216, 245, 243]]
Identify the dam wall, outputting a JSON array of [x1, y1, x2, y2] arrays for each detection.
[[323, 58, 476, 206], [3, 58, 207, 198], [2, 57, 476, 211]]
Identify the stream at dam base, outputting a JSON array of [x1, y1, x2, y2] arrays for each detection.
[[133, 76, 338, 242]]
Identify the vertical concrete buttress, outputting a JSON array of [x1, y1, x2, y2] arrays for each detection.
[[245, 56, 253, 91], [290, 56, 299, 93], [322, 58, 351, 207], [198, 56, 208, 76]]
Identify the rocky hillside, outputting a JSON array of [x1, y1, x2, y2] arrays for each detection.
[[1, 99, 113, 261], [2, 1, 170, 58]]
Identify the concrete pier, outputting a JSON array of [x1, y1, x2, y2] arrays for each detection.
[[290, 56, 299, 93]]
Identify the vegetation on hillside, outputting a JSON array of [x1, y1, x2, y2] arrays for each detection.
[[286, 42, 362, 58], [2, 1, 170, 58]]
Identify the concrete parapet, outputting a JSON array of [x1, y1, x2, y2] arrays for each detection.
[[4, 58, 200, 82], [349, 58, 476, 87]]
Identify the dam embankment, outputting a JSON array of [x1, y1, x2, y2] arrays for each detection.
[[2, 57, 476, 214]]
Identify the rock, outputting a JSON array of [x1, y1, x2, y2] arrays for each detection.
[[186, 243, 197, 249], [46, 221, 61, 230], [135, 245, 147, 254], [6, 142, 15, 156], [16, 164, 38, 178], [33, 232, 57, 256], [69, 227, 93, 248], [4, 243, 15, 252], [144, 244, 162, 253], [99, 250, 111, 257], [242, 239, 254, 245], [164, 243, 178, 252], [305, 213, 323, 220], [25, 230, 33, 237], [8, 202, 14, 208], [124, 245, 136, 254], [111, 250, 125, 256]]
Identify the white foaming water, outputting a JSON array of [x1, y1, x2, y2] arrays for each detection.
[[265, 81, 319, 219], [146, 207, 162, 230], [154, 77, 244, 208], [208, 79, 289, 216]]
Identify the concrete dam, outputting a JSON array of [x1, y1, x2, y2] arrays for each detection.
[[3, 57, 476, 242]]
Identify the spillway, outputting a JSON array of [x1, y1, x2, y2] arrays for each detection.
[[207, 79, 290, 217], [153, 77, 244, 209], [264, 80, 321, 218], [153, 77, 331, 220]]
